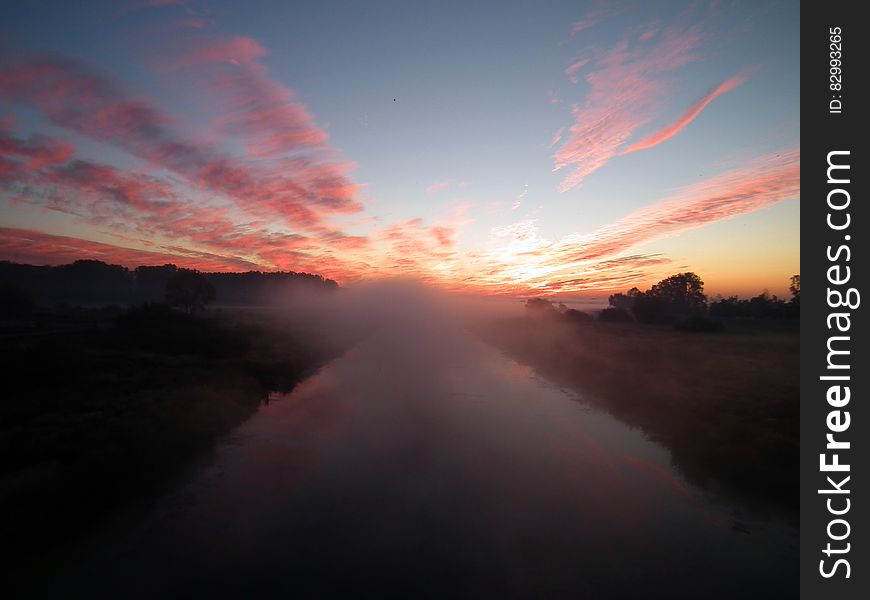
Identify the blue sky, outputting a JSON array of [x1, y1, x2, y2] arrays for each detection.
[[0, 0, 799, 295]]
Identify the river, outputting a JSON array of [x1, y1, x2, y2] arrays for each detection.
[[32, 317, 797, 598]]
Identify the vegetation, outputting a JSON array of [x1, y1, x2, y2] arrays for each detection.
[[165, 269, 216, 314], [708, 282, 800, 319], [605, 272, 800, 325], [608, 272, 707, 324], [1, 263, 801, 563], [484, 314, 798, 518], [0, 263, 356, 567], [506, 271, 800, 516], [0, 260, 338, 308], [597, 306, 634, 323]]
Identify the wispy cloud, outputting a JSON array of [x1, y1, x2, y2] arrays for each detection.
[[570, 20, 595, 36], [0, 50, 360, 231], [512, 184, 528, 211], [0, 127, 342, 271], [552, 21, 704, 192], [0, 8, 795, 296], [2, 134, 797, 294], [564, 58, 589, 84], [450, 150, 799, 294], [0, 128, 74, 170], [0, 227, 258, 272], [568, 2, 622, 38], [548, 150, 799, 265], [167, 36, 341, 159], [622, 71, 753, 155]]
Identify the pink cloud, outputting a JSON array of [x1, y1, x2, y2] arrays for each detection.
[[0, 125, 74, 170], [0, 128, 359, 271], [0, 227, 257, 272], [567, 3, 623, 39], [172, 36, 267, 67], [0, 44, 480, 287], [0, 52, 361, 230], [570, 20, 595, 36], [553, 22, 705, 191], [452, 151, 798, 295], [564, 58, 589, 84], [167, 36, 334, 157], [429, 226, 455, 248], [1, 127, 383, 284], [363, 207, 471, 280], [549, 150, 800, 265], [638, 28, 659, 43], [317, 231, 371, 251], [622, 71, 751, 155]]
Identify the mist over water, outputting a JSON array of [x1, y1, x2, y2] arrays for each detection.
[[31, 283, 797, 599]]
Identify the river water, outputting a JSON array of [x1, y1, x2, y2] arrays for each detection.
[[34, 318, 797, 598]]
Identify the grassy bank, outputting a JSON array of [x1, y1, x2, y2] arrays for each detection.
[[0, 304, 358, 565], [482, 316, 799, 519]]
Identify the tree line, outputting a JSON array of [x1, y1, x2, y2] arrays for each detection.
[[0, 260, 338, 317], [526, 272, 800, 330]]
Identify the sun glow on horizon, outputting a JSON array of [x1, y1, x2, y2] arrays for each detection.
[[1, 1, 799, 297]]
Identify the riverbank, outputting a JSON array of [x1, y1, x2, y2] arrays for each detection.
[[0, 304, 358, 567], [481, 316, 799, 519]]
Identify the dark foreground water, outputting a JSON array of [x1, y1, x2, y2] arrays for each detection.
[[29, 319, 797, 599]]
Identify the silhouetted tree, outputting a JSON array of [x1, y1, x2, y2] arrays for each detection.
[[631, 294, 670, 323], [165, 269, 216, 314], [55, 260, 133, 305], [0, 260, 339, 308], [709, 295, 740, 318], [525, 298, 558, 317], [606, 273, 706, 323], [648, 272, 707, 314], [708, 275, 800, 320], [608, 287, 643, 312], [134, 264, 179, 303], [598, 307, 634, 322]]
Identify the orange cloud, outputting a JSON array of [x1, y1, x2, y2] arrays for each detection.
[[450, 150, 799, 295]]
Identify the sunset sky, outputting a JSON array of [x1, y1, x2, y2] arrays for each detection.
[[0, 0, 799, 297]]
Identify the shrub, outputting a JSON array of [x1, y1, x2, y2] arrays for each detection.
[[674, 315, 723, 332], [562, 308, 593, 323], [598, 307, 634, 323]]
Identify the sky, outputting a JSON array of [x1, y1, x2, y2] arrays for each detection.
[[0, 0, 800, 297]]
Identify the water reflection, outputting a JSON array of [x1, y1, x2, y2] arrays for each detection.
[[32, 320, 797, 599]]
